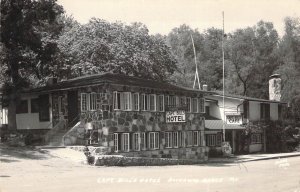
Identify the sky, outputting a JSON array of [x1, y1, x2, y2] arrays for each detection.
[[57, 0, 300, 36]]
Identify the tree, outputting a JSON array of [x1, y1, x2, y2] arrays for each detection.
[[226, 21, 279, 97], [57, 19, 177, 81], [0, 0, 64, 131], [276, 17, 300, 102]]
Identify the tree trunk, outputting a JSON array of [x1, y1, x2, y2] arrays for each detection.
[[7, 93, 17, 132]]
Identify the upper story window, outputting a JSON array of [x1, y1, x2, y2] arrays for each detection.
[[149, 94, 156, 111], [169, 96, 177, 107], [191, 98, 198, 113], [132, 93, 139, 111], [141, 94, 149, 111], [81, 92, 101, 111], [260, 103, 270, 120], [157, 95, 164, 112], [113, 91, 132, 111], [186, 97, 191, 112], [90, 92, 97, 111], [198, 98, 205, 113]]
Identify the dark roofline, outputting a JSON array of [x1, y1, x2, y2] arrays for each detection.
[[208, 91, 287, 104], [23, 73, 214, 95]]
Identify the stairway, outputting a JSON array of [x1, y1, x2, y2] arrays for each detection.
[[48, 129, 69, 147]]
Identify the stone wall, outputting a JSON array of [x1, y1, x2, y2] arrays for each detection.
[[61, 83, 208, 161]]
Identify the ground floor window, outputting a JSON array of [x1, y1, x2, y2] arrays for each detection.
[[187, 131, 201, 147], [133, 133, 140, 151], [165, 132, 173, 148], [251, 133, 262, 144], [114, 133, 119, 152], [206, 134, 222, 147], [121, 133, 130, 152], [178, 131, 185, 147], [149, 132, 159, 150]]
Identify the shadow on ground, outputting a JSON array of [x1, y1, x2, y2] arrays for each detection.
[[0, 144, 53, 162]]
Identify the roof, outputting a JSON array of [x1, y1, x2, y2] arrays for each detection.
[[209, 90, 287, 104], [25, 73, 213, 94], [205, 120, 245, 130]]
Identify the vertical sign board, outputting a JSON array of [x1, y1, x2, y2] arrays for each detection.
[[166, 110, 186, 123]]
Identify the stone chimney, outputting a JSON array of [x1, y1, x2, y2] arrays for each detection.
[[203, 84, 208, 91], [269, 74, 281, 101]]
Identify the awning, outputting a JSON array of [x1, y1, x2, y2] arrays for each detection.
[[205, 120, 245, 130]]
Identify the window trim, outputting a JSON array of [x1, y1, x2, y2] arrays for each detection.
[[149, 132, 159, 150], [133, 133, 140, 151], [121, 133, 130, 152], [132, 93, 139, 111], [157, 94, 165, 112], [199, 98, 205, 113], [165, 132, 173, 148], [114, 133, 119, 152], [149, 94, 156, 111]]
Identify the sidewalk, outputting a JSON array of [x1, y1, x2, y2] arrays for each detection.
[[208, 151, 300, 163]]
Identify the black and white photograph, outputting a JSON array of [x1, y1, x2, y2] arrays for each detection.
[[1, 0, 300, 191]]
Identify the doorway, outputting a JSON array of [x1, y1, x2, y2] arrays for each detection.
[[67, 90, 79, 128]]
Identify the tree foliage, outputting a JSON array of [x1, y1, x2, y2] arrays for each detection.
[[57, 18, 177, 81], [0, 0, 64, 130]]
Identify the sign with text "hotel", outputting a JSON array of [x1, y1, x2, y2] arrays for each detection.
[[166, 110, 186, 123]]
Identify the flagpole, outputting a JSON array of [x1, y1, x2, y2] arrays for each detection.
[[222, 11, 226, 142]]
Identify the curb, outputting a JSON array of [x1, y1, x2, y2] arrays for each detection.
[[208, 153, 300, 164]]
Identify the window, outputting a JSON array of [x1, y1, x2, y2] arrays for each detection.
[[113, 92, 132, 111], [114, 133, 119, 152], [113, 91, 121, 110], [121, 133, 130, 152], [178, 131, 185, 147], [206, 134, 217, 146], [16, 100, 28, 114], [186, 97, 191, 112], [140, 132, 146, 150], [157, 95, 164, 112], [39, 94, 50, 121], [205, 106, 210, 116], [90, 92, 97, 111], [81, 93, 88, 111], [133, 93, 139, 111], [165, 96, 169, 109], [133, 133, 140, 151], [251, 133, 262, 144], [122, 92, 132, 111], [187, 131, 193, 146], [199, 98, 205, 113], [191, 98, 198, 113], [173, 132, 178, 148], [179, 97, 186, 107], [31, 98, 39, 113], [169, 96, 176, 107], [193, 131, 199, 146], [165, 132, 173, 148], [149, 132, 159, 150], [149, 94, 156, 111], [260, 103, 270, 120], [141, 94, 150, 111]]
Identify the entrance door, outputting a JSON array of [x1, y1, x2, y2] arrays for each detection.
[[67, 90, 79, 128]]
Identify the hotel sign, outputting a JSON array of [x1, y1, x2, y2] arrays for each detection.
[[166, 110, 186, 123]]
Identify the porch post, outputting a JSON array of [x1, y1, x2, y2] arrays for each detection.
[[263, 129, 267, 152]]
